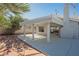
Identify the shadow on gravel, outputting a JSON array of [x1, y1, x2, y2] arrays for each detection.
[[0, 35, 28, 56]]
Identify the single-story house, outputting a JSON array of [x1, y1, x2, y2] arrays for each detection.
[[20, 14, 79, 42], [23, 14, 63, 35], [20, 14, 63, 42], [20, 4, 79, 42]]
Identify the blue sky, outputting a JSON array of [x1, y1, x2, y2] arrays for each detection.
[[22, 3, 79, 19]]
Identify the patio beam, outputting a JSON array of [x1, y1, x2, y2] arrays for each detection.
[[32, 24, 34, 40], [47, 22, 50, 42]]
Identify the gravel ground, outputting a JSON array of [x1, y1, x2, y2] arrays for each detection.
[[0, 35, 45, 56]]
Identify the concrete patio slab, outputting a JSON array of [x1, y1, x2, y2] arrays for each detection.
[[18, 35, 79, 56]]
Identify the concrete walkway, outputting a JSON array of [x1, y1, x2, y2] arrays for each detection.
[[18, 35, 79, 56]]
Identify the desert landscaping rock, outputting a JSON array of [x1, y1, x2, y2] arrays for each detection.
[[0, 35, 45, 56]]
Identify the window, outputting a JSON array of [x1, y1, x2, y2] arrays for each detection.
[[39, 26, 44, 32]]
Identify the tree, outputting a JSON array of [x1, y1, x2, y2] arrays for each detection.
[[0, 3, 29, 34], [0, 3, 29, 15], [4, 15, 23, 34]]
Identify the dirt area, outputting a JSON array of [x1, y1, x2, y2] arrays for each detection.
[[0, 35, 45, 56]]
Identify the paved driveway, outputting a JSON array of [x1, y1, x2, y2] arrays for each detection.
[[18, 35, 79, 56]]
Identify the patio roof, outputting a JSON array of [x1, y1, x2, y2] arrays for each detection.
[[21, 14, 79, 26], [22, 14, 63, 26]]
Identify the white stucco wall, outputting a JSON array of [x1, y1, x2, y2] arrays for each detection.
[[73, 21, 79, 39], [36, 23, 48, 36], [23, 25, 32, 34], [60, 20, 73, 39], [21, 22, 48, 35], [60, 20, 79, 39]]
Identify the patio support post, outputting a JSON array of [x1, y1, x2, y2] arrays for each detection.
[[32, 24, 34, 40], [47, 22, 50, 42], [60, 3, 70, 38]]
